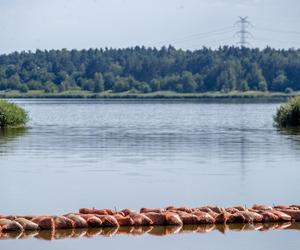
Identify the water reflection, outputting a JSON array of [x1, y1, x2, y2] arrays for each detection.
[[0, 127, 26, 139], [2, 100, 300, 216], [277, 128, 300, 152], [278, 128, 300, 140], [0, 128, 27, 155], [1, 223, 299, 241]]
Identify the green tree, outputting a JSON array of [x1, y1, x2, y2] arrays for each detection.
[[0, 46, 299, 94], [271, 72, 288, 91], [246, 63, 267, 91], [82, 79, 95, 91], [19, 84, 29, 93], [239, 80, 249, 92], [137, 82, 152, 93], [103, 72, 115, 90], [258, 80, 268, 92], [193, 74, 204, 92], [44, 81, 57, 93], [7, 73, 21, 90], [113, 78, 130, 92], [182, 71, 197, 93], [93, 72, 104, 93]]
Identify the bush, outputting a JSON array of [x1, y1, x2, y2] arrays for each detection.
[[0, 100, 28, 128], [19, 84, 29, 93], [285, 87, 293, 94], [274, 96, 300, 128]]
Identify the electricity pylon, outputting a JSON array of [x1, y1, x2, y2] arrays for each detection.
[[235, 16, 253, 47]]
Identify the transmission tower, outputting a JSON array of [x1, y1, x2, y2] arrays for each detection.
[[235, 16, 253, 47]]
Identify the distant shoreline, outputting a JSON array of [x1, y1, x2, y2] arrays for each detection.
[[0, 90, 298, 101]]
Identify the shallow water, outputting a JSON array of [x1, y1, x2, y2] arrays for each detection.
[[1, 99, 300, 249]]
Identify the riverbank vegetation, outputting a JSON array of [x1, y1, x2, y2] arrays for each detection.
[[0, 89, 298, 100], [274, 96, 300, 128], [0, 46, 300, 95], [0, 100, 28, 128]]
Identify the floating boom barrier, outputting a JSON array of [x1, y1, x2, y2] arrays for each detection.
[[1, 204, 300, 236]]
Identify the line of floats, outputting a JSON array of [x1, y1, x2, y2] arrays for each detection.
[[1, 204, 300, 240]]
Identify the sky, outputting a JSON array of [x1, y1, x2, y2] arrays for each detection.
[[0, 0, 299, 53]]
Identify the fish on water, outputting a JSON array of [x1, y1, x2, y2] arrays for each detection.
[[0, 204, 300, 233]]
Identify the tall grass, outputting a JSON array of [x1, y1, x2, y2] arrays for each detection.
[[274, 96, 300, 128], [0, 100, 28, 128]]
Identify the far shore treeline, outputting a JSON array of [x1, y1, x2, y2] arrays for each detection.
[[0, 46, 299, 94]]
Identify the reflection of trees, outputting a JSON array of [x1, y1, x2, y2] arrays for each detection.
[[0, 127, 26, 138], [0, 128, 27, 155], [277, 128, 300, 155], [277, 128, 300, 143]]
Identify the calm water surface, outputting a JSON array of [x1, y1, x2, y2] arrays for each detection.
[[1, 99, 300, 249]]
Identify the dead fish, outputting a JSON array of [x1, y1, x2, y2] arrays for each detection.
[[113, 214, 134, 227], [197, 207, 213, 213], [259, 211, 279, 222], [193, 211, 215, 224], [176, 207, 193, 213], [207, 206, 226, 214], [96, 215, 119, 227], [225, 207, 240, 214], [140, 208, 163, 214], [53, 216, 74, 229], [120, 208, 136, 216], [79, 208, 115, 216], [65, 214, 88, 228], [0, 219, 23, 232], [143, 212, 166, 226], [215, 212, 231, 224], [130, 214, 153, 226], [270, 210, 292, 222], [278, 209, 300, 222], [86, 216, 103, 228], [164, 212, 183, 226], [31, 216, 55, 230], [15, 218, 39, 230], [233, 206, 246, 211], [229, 211, 263, 223], [252, 204, 272, 211], [176, 211, 198, 225]]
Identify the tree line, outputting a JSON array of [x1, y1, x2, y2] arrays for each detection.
[[0, 46, 299, 93]]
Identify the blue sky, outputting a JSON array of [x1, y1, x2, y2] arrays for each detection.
[[0, 0, 299, 53]]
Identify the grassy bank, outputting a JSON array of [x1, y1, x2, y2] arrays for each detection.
[[0, 100, 28, 128], [0, 90, 299, 100], [274, 96, 300, 127]]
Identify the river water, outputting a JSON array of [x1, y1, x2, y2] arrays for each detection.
[[0, 99, 299, 249]]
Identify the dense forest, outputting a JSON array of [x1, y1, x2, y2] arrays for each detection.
[[0, 46, 299, 94]]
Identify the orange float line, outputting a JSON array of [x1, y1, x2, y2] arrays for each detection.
[[0, 204, 300, 233]]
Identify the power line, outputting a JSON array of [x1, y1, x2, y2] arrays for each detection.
[[171, 29, 234, 45], [254, 36, 298, 47], [235, 16, 253, 47], [197, 37, 235, 48], [145, 26, 234, 47], [255, 26, 300, 35], [144, 17, 299, 49], [168, 26, 234, 42]]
